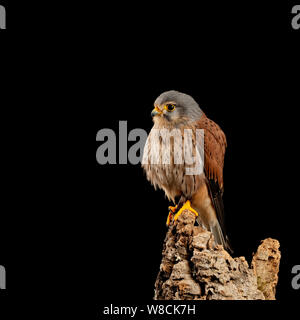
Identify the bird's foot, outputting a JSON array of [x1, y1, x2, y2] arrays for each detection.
[[173, 200, 198, 221], [168, 205, 178, 213], [166, 205, 178, 226]]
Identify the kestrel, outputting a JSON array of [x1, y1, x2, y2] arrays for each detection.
[[142, 90, 231, 251]]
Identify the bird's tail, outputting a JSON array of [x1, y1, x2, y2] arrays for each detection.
[[209, 220, 232, 253], [206, 179, 233, 253]]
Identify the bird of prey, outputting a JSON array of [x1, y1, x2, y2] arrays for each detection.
[[142, 90, 231, 251]]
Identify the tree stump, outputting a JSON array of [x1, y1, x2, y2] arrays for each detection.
[[154, 210, 281, 300]]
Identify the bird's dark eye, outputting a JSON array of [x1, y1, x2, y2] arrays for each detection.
[[165, 104, 176, 112]]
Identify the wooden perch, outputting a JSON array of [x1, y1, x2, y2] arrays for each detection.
[[154, 210, 281, 300]]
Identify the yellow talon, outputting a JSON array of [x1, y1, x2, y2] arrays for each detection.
[[166, 205, 178, 226], [168, 205, 177, 213], [166, 212, 173, 226], [173, 200, 198, 221]]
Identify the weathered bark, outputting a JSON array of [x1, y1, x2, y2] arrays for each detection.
[[251, 238, 281, 300], [154, 209, 280, 300]]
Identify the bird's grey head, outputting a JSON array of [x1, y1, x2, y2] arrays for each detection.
[[152, 90, 203, 125]]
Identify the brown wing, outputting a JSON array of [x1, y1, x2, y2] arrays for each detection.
[[195, 114, 232, 251], [196, 113, 227, 190]]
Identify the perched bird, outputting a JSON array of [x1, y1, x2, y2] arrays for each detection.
[[142, 90, 231, 251]]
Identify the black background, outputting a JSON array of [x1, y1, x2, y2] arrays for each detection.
[[93, 3, 299, 303], [93, 0, 300, 305], [0, 0, 299, 317]]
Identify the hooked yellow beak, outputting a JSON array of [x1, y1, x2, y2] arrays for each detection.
[[151, 106, 162, 117]]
